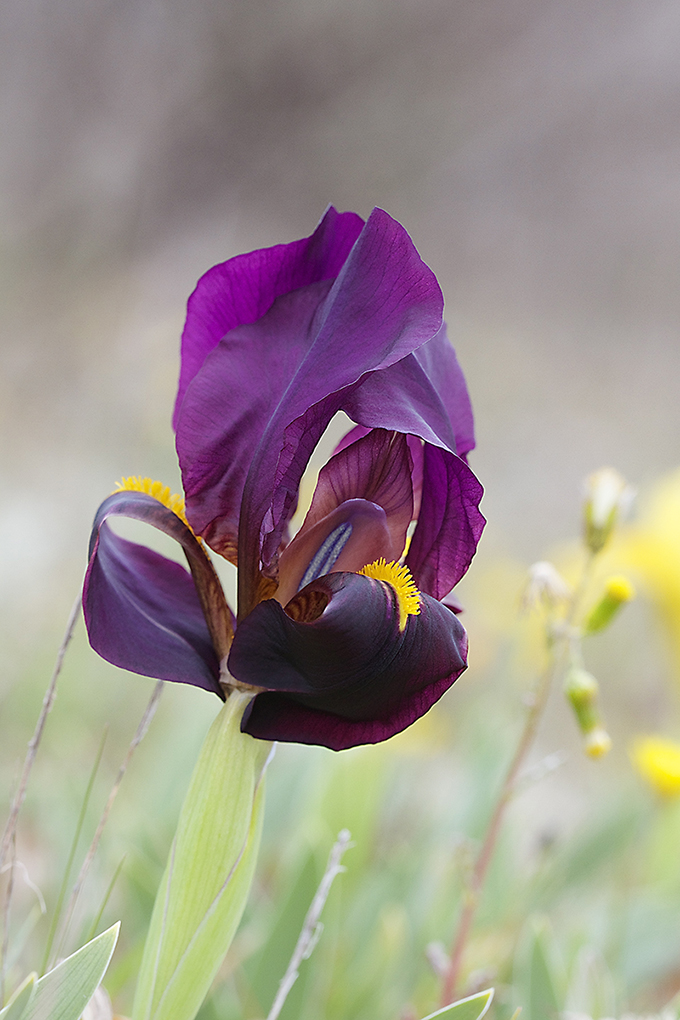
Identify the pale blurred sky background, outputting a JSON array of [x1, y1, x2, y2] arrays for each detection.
[[2, 0, 680, 635]]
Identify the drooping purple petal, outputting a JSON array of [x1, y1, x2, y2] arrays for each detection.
[[174, 207, 364, 426], [414, 325, 476, 457], [228, 571, 467, 750], [405, 445, 485, 599], [342, 330, 471, 454], [83, 492, 230, 695]]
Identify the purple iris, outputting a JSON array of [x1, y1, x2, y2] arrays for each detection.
[[83, 208, 485, 750]]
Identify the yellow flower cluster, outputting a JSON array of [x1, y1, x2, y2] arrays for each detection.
[[631, 736, 680, 798]]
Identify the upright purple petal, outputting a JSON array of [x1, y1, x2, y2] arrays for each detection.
[[177, 279, 335, 561], [228, 571, 467, 750], [176, 209, 444, 615], [174, 207, 364, 425], [406, 446, 485, 599], [84, 497, 225, 695]]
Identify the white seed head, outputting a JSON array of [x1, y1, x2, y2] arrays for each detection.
[[522, 560, 571, 611]]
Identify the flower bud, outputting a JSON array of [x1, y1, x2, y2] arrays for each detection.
[[584, 726, 612, 759], [583, 468, 634, 554], [564, 667, 612, 757], [583, 575, 636, 634]]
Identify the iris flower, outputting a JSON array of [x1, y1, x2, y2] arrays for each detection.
[[83, 208, 485, 750]]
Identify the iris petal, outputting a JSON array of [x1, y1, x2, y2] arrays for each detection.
[[174, 206, 363, 427], [176, 209, 444, 616], [228, 571, 467, 750], [177, 279, 334, 562], [83, 491, 232, 695], [406, 445, 485, 599], [276, 499, 393, 605], [297, 429, 413, 557]]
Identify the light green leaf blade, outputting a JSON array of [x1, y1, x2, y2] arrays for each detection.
[[132, 692, 270, 1020], [22, 922, 119, 1020], [515, 919, 561, 1020], [0, 972, 36, 1020], [420, 988, 494, 1020]]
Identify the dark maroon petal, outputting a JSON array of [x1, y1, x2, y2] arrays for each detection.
[[228, 571, 467, 750], [83, 492, 231, 696], [406, 446, 485, 599], [174, 207, 363, 426], [240, 673, 459, 751], [276, 499, 394, 607]]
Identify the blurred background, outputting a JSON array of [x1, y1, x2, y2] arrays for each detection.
[[2, 0, 680, 1016]]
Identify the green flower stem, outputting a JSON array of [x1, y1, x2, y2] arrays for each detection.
[[132, 691, 271, 1020]]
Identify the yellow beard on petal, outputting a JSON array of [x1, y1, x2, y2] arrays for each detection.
[[112, 476, 191, 529], [359, 557, 421, 632]]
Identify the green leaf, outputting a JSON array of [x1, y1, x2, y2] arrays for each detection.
[[420, 988, 494, 1020], [21, 922, 119, 1020], [565, 946, 616, 1018], [0, 973, 36, 1020], [132, 692, 271, 1020], [515, 918, 562, 1020]]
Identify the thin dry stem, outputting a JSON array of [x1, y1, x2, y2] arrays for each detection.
[[0, 834, 16, 1006], [266, 829, 352, 1020], [52, 680, 164, 965], [439, 552, 596, 1006], [0, 595, 81, 877]]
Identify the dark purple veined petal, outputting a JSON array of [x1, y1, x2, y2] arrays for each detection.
[[276, 499, 394, 607], [297, 429, 413, 546], [228, 571, 467, 750], [174, 206, 364, 427], [324, 431, 483, 598], [176, 209, 444, 615], [83, 491, 231, 696], [406, 445, 485, 599], [275, 429, 414, 602]]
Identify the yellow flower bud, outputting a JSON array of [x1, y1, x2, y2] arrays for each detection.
[[584, 727, 612, 759], [564, 667, 611, 757], [583, 575, 636, 634]]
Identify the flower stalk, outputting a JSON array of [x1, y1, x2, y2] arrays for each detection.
[[440, 520, 624, 1003], [132, 692, 270, 1020]]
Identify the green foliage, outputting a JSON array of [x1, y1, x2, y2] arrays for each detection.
[[0, 923, 118, 1020], [6, 480, 680, 1019], [514, 918, 562, 1020], [421, 988, 494, 1020], [0, 975, 36, 1020]]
